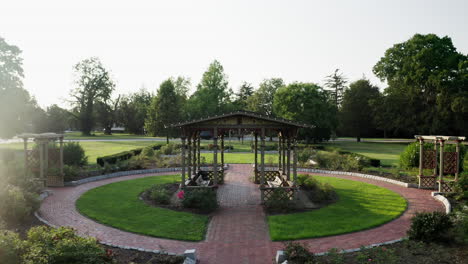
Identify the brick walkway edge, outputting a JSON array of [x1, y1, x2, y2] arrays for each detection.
[[38, 164, 444, 264]]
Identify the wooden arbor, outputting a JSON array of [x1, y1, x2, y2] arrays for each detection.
[[18, 133, 65, 187], [168, 111, 311, 203], [415, 135, 466, 192]]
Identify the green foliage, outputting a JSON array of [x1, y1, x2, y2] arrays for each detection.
[[117, 89, 153, 134], [70, 57, 115, 136], [185, 60, 233, 119], [339, 79, 381, 141], [264, 188, 294, 213], [182, 189, 218, 213], [158, 143, 179, 155], [145, 79, 183, 137], [283, 242, 315, 264], [233, 81, 254, 110], [142, 146, 155, 157], [297, 148, 316, 164], [22, 226, 111, 264], [454, 172, 468, 200], [315, 151, 368, 171], [0, 37, 43, 139], [63, 142, 88, 166], [451, 205, 468, 244], [247, 78, 284, 115], [399, 142, 465, 170], [356, 245, 398, 264], [0, 230, 23, 264], [274, 82, 337, 142], [324, 69, 348, 108], [0, 184, 39, 226], [408, 212, 453, 242], [297, 174, 337, 203], [63, 165, 80, 182], [373, 33, 468, 136], [149, 185, 171, 205], [96, 143, 161, 166]]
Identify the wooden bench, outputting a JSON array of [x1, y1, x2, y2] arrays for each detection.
[[267, 176, 293, 188]]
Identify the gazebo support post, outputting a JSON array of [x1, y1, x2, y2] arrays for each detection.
[[213, 128, 218, 186], [439, 139, 445, 192], [293, 137, 297, 185], [221, 133, 224, 169], [254, 133, 258, 182], [193, 132, 197, 175], [187, 135, 192, 179], [197, 132, 201, 171], [261, 128, 266, 186], [282, 136, 286, 175], [59, 137, 64, 176], [455, 140, 460, 181], [418, 138, 424, 177], [39, 141, 44, 186], [287, 136, 291, 181], [23, 138, 28, 177], [181, 136, 186, 188], [278, 133, 282, 172], [433, 139, 438, 176]]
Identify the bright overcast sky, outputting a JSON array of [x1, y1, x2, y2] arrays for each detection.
[[1, 0, 467, 108]]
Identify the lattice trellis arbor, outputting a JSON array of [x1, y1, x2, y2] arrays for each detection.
[[415, 135, 466, 192], [168, 111, 312, 204], [18, 133, 65, 187]]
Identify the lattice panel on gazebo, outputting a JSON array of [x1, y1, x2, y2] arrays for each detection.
[[443, 152, 457, 174], [261, 187, 295, 203], [418, 175, 436, 189], [422, 150, 436, 169], [205, 169, 225, 184], [27, 149, 40, 174], [438, 180, 454, 193], [48, 149, 61, 167], [255, 170, 281, 183]]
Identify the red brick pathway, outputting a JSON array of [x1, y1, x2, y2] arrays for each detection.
[[38, 164, 444, 263]]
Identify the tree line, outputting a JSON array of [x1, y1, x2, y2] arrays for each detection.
[[1, 33, 467, 141]]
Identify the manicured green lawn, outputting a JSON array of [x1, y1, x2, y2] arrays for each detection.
[[321, 141, 409, 167], [76, 175, 208, 241], [200, 152, 278, 164], [64, 131, 163, 140], [268, 175, 407, 241]]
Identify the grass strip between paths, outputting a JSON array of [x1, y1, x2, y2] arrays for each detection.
[[268, 175, 407, 241], [76, 174, 209, 241]]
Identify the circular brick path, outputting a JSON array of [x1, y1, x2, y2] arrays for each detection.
[[38, 164, 444, 264]]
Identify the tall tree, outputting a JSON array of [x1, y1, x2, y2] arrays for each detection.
[[186, 60, 232, 119], [233, 81, 254, 110], [247, 78, 284, 115], [70, 57, 115, 135], [117, 88, 152, 134], [373, 33, 468, 136], [45, 104, 70, 133], [145, 79, 183, 142], [340, 79, 381, 142], [0, 36, 40, 138], [324, 69, 347, 108], [95, 95, 120, 135], [274, 82, 337, 142]]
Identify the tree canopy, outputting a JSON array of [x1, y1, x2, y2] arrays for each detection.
[[247, 78, 284, 115]]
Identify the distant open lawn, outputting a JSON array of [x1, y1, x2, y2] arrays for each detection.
[[63, 131, 163, 140], [76, 175, 208, 241], [268, 175, 407, 241], [321, 141, 409, 167], [200, 152, 277, 164]]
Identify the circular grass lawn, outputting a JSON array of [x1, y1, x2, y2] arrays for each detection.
[[76, 175, 209, 241], [267, 175, 407, 241]]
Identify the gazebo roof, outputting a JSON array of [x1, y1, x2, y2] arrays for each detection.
[[168, 110, 313, 129]]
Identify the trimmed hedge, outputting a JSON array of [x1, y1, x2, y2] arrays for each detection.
[[96, 144, 162, 166]]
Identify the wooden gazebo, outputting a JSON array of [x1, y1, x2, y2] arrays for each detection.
[[17, 133, 65, 187], [415, 135, 465, 192], [168, 111, 311, 203]]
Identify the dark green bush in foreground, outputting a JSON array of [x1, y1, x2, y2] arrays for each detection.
[[182, 189, 218, 213], [283, 242, 315, 264], [408, 212, 452, 242], [63, 142, 88, 166], [149, 184, 171, 205]]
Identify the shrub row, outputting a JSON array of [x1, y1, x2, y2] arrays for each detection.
[[96, 144, 163, 166]]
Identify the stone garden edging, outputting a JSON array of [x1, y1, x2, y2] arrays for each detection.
[[431, 192, 451, 214], [65, 165, 229, 186]]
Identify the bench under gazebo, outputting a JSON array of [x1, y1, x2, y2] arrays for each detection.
[[168, 110, 311, 203]]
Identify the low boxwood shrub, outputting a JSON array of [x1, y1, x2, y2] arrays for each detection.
[[97, 143, 162, 166], [0, 230, 23, 264], [142, 146, 155, 157], [182, 189, 218, 213], [297, 174, 337, 203], [283, 242, 315, 264], [408, 211, 453, 242], [63, 142, 88, 166], [22, 226, 112, 264], [315, 151, 370, 171], [149, 185, 171, 205], [0, 185, 39, 226], [63, 165, 80, 181]]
